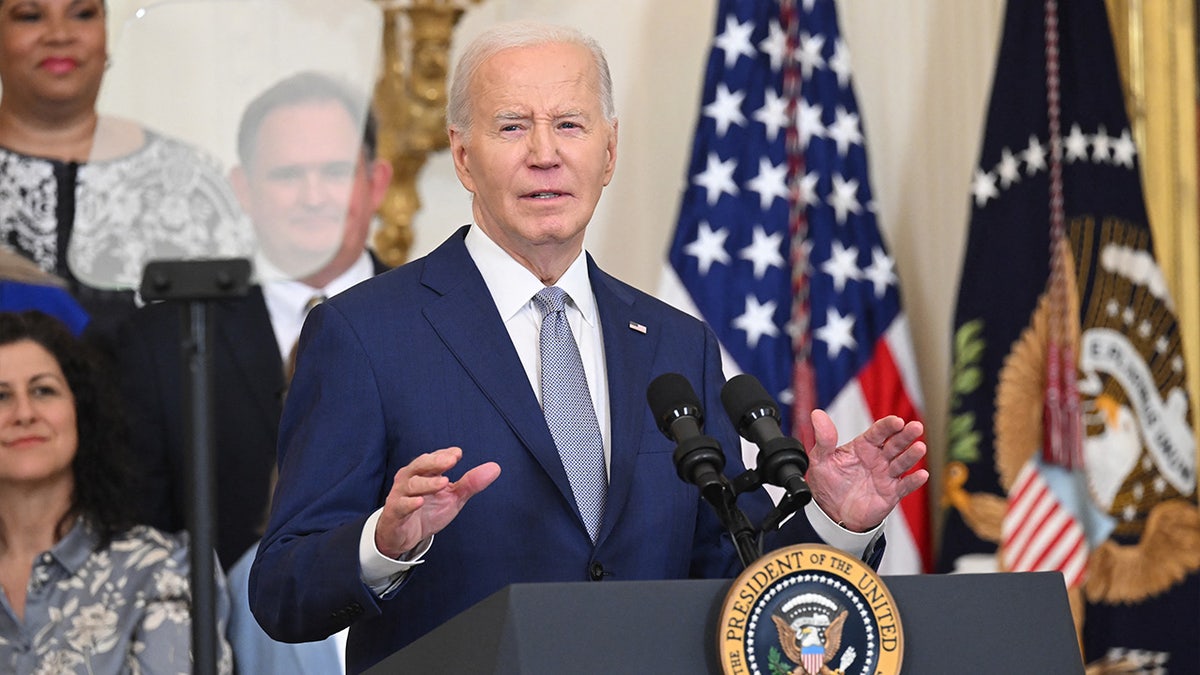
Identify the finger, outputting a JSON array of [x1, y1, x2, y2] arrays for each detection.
[[401, 446, 464, 477], [887, 443, 927, 477], [382, 492, 426, 520], [886, 420, 925, 449], [809, 409, 838, 457], [893, 469, 930, 500], [454, 461, 501, 500], [393, 473, 451, 498], [859, 415, 906, 448]]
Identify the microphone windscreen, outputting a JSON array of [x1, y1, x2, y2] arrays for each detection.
[[647, 373, 702, 430], [720, 374, 778, 428]]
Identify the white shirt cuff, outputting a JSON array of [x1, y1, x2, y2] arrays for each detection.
[[359, 508, 433, 595], [804, 500, 884, 561]]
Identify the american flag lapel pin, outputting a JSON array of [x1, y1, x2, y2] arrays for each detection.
[[629, 321, 647, 334]]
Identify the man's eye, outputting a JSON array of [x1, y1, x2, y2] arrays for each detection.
[[320, 163, 355, 180], [266, 167, 305, 182]]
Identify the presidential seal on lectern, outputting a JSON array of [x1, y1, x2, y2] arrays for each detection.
[[718, 544, 904, 675]]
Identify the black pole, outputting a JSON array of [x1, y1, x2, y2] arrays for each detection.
[[182, 300, 217, 675], [141, 258, 251, 675]]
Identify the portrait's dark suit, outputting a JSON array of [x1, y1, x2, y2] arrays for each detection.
[[116, 256, 387, 570], [249, 227, 851, 673]]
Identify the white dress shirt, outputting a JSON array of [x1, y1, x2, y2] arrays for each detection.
[[260, 251, 375, 363]]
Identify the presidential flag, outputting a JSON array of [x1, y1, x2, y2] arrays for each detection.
[[942, 0, 1200, 668], [658, 0, 931, 574]]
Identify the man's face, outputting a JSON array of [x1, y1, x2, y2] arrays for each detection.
[[449, 41, 617, 271], [233, 100, 387, 281]]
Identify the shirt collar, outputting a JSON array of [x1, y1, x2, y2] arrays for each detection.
[[48, 517, 100, 577], [464, 225, 596, 325], [263, 250, 374, 317]]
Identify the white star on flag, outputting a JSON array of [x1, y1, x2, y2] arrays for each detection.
[[821, 240, 860, 292], [796, 98, 825, 149], [754, 88, 789, 141], [814, 307, 856, 357], [828, 173, 862, 224], [1022, 135, 1048, 175], [863, 247, 897, 298], [746, 157, 789, 210], [826, 106, 863, 157], [1064, 123, 1090, 162], [997, 148, 1021, 188], [795, 31, 825, 78], [693, 152, 739, 206], [683, 221, 732, 275], [738, 226, 786, 279], [1111, 129, 1136, 167], [714, 15, 756, 68], [972, 168, 999, 207], [732, 294, 780, 348], [704, 83, 748, 137], [758, 19, 787, 71]]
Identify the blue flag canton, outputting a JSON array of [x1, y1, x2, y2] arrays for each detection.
[[669, 0, 902, 410]]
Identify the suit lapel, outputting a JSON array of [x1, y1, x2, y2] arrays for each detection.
[[419, 231, 578, 511], [589, 258, 658, 544]]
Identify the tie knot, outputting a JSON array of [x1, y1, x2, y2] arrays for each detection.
[[533, 286, 567, 318], [304, 294, 327, 315]]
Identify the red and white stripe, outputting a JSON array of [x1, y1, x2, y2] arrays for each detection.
[[1002, 461, 1088, 586]]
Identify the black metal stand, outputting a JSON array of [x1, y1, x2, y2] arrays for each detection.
[[694, 478, 761, 570], [139, 258, 252, 675]]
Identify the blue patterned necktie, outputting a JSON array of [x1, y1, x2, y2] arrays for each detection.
[[533, 286, 607, 543]]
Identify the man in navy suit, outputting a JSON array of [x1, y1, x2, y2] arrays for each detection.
[[249, 24, 927, 674]]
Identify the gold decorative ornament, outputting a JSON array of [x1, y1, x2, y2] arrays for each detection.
[[372, 0, 482, 267]]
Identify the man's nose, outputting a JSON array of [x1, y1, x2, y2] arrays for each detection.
[[526, 124, 561, 168], [298, 171, 330, 206]]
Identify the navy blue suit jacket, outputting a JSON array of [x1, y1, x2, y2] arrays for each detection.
[[249, 227, 834, 673]]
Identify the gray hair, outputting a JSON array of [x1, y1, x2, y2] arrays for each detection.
[[446, 22, 616, 138]]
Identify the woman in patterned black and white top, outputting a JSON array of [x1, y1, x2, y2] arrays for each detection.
[[0, 310, 232, 674], [0, 0, 248, 346]]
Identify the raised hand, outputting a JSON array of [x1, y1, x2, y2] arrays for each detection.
[[374, 447, 501, 559], [804, 410, 927, 533]]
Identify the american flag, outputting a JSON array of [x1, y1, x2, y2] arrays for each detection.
[[658, 0, 930, 574]]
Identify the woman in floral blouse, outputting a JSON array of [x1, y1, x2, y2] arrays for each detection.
[[0, 0, 249, 348], [0, 310, 231, 674]]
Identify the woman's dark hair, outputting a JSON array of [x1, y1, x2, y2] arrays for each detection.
[[0, 311, 135, 543]]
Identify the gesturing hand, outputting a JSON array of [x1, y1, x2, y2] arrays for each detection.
[[374, 447, 501, 559], [804, 410, 927, 533]]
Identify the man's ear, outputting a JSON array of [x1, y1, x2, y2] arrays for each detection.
[[229, 166, 252, 212], [448, 127, 477, 194], [602, 119, 618, 186], [366, 158, 393, 212]]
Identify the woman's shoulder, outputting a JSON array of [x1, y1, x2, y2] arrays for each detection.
[[106, 524, 192, 568]]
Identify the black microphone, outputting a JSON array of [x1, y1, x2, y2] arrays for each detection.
[[720, 374, 811, 503], [646, 373, 727, 499]]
